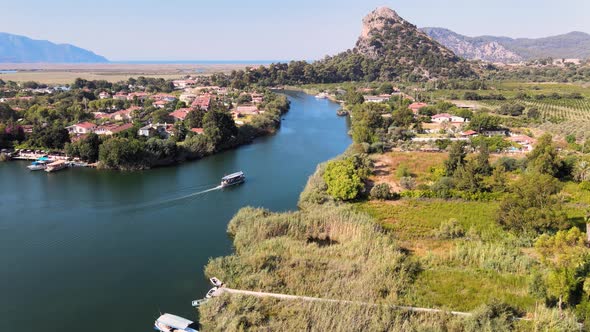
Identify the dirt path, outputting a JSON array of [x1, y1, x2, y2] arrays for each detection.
[[213, 287, 472, 317]]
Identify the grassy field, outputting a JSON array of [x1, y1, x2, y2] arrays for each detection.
[[354, 198, 538, 313], [355, 199, 501, 241]]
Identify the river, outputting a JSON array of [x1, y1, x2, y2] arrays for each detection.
[[0, 91, 351, 331]]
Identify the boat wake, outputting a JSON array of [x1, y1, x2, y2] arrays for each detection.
[[113, 185, 223, 213]]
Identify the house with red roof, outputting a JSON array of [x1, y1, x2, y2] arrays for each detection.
[[110, 106, 140, 121], [66, 122, 97, 134], [191, 94, 211, 111], [127, 92, 149, 102], [169, 108, 192, 121], [507, 135, 536, 151], [95, 123, 134, 136], [153, 100, 170, 109], [409, 102, 428, 114], [190, 128, 204, 135], [461, 130, 478, 137], [113, 92, 128, 101]]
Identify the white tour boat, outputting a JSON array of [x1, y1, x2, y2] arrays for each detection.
[[220, 171, 245, 188]]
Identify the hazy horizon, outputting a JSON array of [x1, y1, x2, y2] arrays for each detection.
[[2, 0, 588, 61]]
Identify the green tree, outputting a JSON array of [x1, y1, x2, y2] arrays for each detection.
[[98, 137, 147, 170], [350, 103, 388, 144], [535, 228, 590, 311], [468, 113, 501, 132], [185, 109, 206, 128], [344, 90, 365, 106], [527, 134, 562, 177], [203, 110, 238, 151], [497, 172, 568, 233], [444, 141, 467, 176], [323, 158, 365, 201], [377, 82, 394, 95], [65, 133, 101, 163], [391, 107, 414, 128]]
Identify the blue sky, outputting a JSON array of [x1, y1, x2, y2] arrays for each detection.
[[1, 0, 588, 61]]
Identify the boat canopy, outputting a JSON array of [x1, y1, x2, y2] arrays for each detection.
[[222, 171, 244, 181], [156, 314, 194, 329], [37, 156, 51, 161]]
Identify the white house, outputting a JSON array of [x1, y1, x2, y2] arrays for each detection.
[[66, 122, 97, 134], [431, 113, 467, 123], [363, 94, 390, 103]]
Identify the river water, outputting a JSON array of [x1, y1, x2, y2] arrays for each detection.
[[0, 91, 351, 331]]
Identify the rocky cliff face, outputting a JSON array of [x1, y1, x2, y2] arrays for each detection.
[[422, 28, 590, 63], [421, 28, 522, 63]]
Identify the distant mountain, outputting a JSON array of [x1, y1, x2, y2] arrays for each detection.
[[0, 32, 108, 63], [422, 28, 590, 63], [312, 7, 475, 82]]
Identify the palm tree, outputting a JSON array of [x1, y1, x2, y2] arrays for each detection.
[[574, 160, 590, 182]]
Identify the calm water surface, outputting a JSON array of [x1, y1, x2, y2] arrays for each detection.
[[0, 91, 351, 331]]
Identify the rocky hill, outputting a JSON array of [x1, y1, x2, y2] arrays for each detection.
[[0, 32, 108, 63], [422, 28, 590, 63], [314, 7, 476, 81]]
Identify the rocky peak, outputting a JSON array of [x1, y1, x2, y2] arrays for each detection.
[[360, 7, 406, 40]]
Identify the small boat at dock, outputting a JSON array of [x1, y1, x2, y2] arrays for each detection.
[[210, 277, 223, 287], [336, 109, 349, 116], [221, 171, 245, 188], [45, 160, 68, 173], [154, 313, 199, 332], [315, 92, 328, 99], [27, 161, 47, 171]]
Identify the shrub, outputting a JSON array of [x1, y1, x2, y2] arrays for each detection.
[[466, 300, 523, 331], [299, 163, 331, 207], [370, 183, 395, 200], [432, 177, 454, 198], [396, 163, 411, 178], [435, 218, 465, 239], [580, 181, 590, 191], [451, 241, 534, 273], [399, 176, 416, 190], [494, 157, 526, 172], [370, 142, 384, 153]]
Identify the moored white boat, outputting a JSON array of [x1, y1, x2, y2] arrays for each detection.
[[27, 161, 46, 171], [45, 160, 68, 173], [209, 277, 223, 287], [315, 92, 328, 99], [154, 313, 199, 332]]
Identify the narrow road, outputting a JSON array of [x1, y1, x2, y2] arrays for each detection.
[[213, 287, 472, 317]]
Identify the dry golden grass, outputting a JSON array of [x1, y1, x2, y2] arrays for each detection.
[[370, 151, 448, 189]]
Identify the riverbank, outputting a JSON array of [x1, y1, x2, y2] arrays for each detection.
[[197, 142, 581, 330]]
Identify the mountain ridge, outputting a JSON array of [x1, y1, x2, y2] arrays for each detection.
[[422, 27, 590, 63], [0, 32, 108, 63]]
